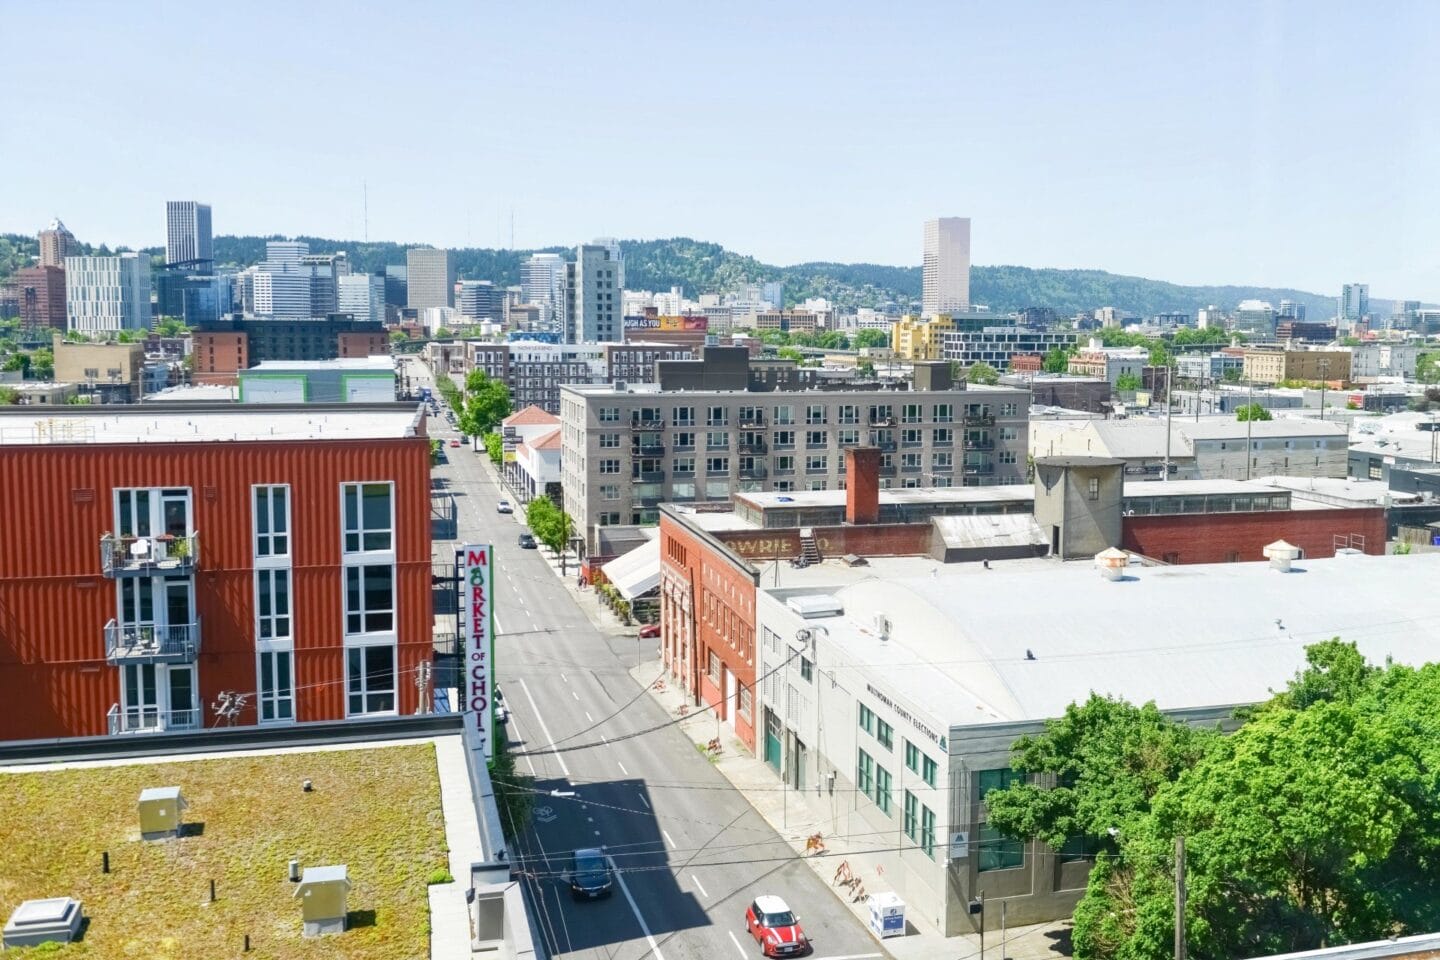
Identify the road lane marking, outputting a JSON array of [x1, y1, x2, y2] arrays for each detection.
[[585, 711, 594, 722], [571, 690, 580, 701], [815, 955, 883, 959], [617, 761, 629, 775], [638, 794, 650, 809], [506, 716, 540, 777], [518, 679, 571, 777], [727, 930, 748, 959], [561, 673, 568, 682], [690, 874, 709, 898], [607, 853, 665, 959], [662, 829, 676, 849]]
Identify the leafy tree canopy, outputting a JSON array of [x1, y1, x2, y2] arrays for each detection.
[[524, 495, 574, 554], [966, 361, 1000, 385], [458, 370, 512, 438], [853, 329, 889, 349], [1235, 403, 1273, 421]]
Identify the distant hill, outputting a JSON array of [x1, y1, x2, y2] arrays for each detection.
[[1, 232, 1339, 319]]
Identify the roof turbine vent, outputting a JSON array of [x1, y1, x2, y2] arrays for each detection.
[[1263, 539, 1302, 573]]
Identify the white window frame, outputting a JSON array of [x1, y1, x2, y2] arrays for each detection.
[[256, 567, 293, 641], [252, 484, 291, 559], [341, 482, 395, 555], [257, 649, 295, 723], [346, 642, 397, 717], [345, 563, 396, 638]]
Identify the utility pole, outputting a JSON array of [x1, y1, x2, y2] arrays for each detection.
[[1175, 836, 1187, 960], [1318, 358, 1330, 421], [1245, 380, 1254, 481], [1163, 363, 1173, 481]]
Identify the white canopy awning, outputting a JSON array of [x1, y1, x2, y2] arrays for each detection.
[[601, 538, 660, 600]]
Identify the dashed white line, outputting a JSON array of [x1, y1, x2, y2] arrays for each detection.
[[561, 673, 569, 683], [609, 854, 666, 960], [638, 794, 650, 809], [726, 930, 747, 959], [518, 679, 570, 777], [661, 829, 676, 849], [617, 761, 629, 775], [585, 711, 594, 723], [571, 690, 580, 701], [690, 874, 709, 898], [817, 955, 883, 960]]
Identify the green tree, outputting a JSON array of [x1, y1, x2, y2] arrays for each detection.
[[524, 495, 575, 555], [856, 359, 876, 378], [1042, 346, 1073, 373], [29, 348, 53, 381], [483, 431, 503, 466], [2, 353, 29, 375], [458, 370, 512, 437], [436, 327, 455, 339], [1115, 372, 1143, 392], [1148, 343, 1173, 368], [154, 317, 190, 337], [758, 329, 791, 346], [777, 346, 804, 363], [389, 329, 409, 345], [966, 361, 999, 385], [853, 329, 889, 349], [816, 330, 850, 350], [429, 437, 442, 466], [0, 386, 17, 405], [116, 329, 139, 343], [1235, 402, 1272, 421]]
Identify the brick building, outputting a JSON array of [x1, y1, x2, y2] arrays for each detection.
[[0, 403, 432, 741], [193, 316, 388, 385], [7, 266, 67, 329]]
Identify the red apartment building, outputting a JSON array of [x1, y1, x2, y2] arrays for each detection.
[[8, 265, 68, 329], [0, 403, 432, 741]]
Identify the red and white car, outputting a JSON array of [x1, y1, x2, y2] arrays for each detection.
[[745, 895, 809, 956]]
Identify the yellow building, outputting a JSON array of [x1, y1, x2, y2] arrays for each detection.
[[890, 314, 953, 360], [1242, 348, 1351, 386]]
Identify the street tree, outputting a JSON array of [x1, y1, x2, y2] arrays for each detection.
[[1235, 403, 1272, 421], [459, 370, 512, 437], [966, 361, 999, 385], [853, 329, 889, 349]]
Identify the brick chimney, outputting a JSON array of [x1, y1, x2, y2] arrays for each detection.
[[845, 446, 881, 525]]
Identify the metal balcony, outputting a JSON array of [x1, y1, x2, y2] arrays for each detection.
[[633, 443, 666, 457], [106, 704, 202, 736], [933, 462, 954, 472], [876, 440, 897, 452], [965, 413, 996, 426], [738, 414, 766, 427], [738, 441, 768, 454], [629, 417, 665, 430], [964, 463, 996, 476], [105, 619, 201, 665], [633, 470, 666, 483], [869, 415, 896, 426], [739, 467, 768, 480], [964, 438, 995, 450], [100, 533, 199, 578]]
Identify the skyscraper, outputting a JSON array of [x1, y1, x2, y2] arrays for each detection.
[[458, 280, 505, 321], [921, 217, 971, 317], [1339, 284, 1369, 327], [338, 274, 386, 324], [592, 237, 625, 290], [165, 201, 213, 266], [563, 244, 622, 343], [65, 253, 151, 332], [521, 253, 566, 329], [38, 218, 77, 268], [406, 247, 455, 310]]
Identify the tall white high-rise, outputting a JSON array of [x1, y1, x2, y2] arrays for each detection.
[[521, 253, 567, 329], [921, 217, 971, 317], [165, 201, 213, 265], [64, 253, 152, 332], [564, 244, 622, 343], [338, 274, 385, 324], [1339, 283, 1369, 327], [592, 237, 625, 290], [407, 247, 455, 310]]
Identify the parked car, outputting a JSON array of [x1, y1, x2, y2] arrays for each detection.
[[638, 623, 661, 639], [517, 533, 537, 549], [496, 499, 513, 514], [494, 685, 509, 724], [745, 896, 809, 957], [449, 439, 461, 448], [566, 848, 612, 900]]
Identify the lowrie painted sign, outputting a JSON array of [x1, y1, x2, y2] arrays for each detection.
[[458, 544, 495, 763]]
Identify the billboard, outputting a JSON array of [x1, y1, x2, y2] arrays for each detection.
[[458, 543, 495, 762], [659, 315, 708, 331]]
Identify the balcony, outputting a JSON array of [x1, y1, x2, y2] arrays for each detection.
[[633, 443, 666, 457], [933, 461, 954, 472], [964, 463, 996, 476], [738, 412, 765, 426], [630, 417, 665, 430], [105, 619, 201, 664], [965, 413, 996, 426], [878, 464, 897, 477], [900, 438, 924, 448], [869, 414, 896, 426], [100, 533, 199, 578], [738, 441, 768, 454], [107, 704, 201, 736], [739, 466, 768, 480], [900, 462, 923, 473], [964, 438, 995, 451], [633, 470, 666, 483], [876, 440, 897, 452]]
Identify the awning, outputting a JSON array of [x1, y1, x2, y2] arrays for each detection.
[[601, 538, 660, 600]]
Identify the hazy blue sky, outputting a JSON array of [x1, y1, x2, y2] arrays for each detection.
[[5, 1, 1439, 297]]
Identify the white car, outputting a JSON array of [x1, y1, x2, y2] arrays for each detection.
[[496, 499, 513, 514]]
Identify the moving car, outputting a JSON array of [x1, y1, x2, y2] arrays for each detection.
[[496, 499, 513, 514], [449, 439, 461, 448], [566, 848, 612, 900], [517, 532, 537, 549], [638, 623, 661, 639], [493, 685, 509, 724], [745, 896, 809, 956]]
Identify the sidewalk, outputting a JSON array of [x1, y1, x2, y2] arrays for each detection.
[[628, 658, 1073, 960], [430, 735, 482, 958]]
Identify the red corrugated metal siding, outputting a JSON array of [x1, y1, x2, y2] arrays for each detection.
[[0, 436, 431, 739]]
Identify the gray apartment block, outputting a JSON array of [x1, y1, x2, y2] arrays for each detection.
[[462, 341, 697, 414], [939, 327, 1078, 370], [561, 382, 1030, 549]]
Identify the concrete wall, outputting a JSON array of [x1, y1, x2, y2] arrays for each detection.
[[1033, 460, 1124, 559], [1123, 508, 1386, 563]]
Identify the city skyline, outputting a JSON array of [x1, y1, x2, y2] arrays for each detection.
[[4, 2, 1440, 299]]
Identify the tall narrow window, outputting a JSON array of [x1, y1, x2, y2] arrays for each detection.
[[258, 650, 294, 722], [254, 485, 291, 557], [342, 482, 394, 553], [345, 565, 395, 635], [346, 645, 396, 715], [256, 568, 292, 640]]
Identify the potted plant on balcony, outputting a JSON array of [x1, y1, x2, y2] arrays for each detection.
[[170, 537, 191, 561]]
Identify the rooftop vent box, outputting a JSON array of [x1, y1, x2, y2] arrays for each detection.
[[842, 554, 868, 567], [295, 864, 351, 937], [138, 786, 187, 841], [786, 594, 844, 619], [3, 898, 84, 949]]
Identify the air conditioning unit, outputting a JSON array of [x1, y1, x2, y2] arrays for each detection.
[[874, 613, 891, 642]]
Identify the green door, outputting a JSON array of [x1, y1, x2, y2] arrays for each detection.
[[764, 709, 782, 773]]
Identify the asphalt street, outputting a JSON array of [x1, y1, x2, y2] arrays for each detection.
[[407, 357, 888, 960]]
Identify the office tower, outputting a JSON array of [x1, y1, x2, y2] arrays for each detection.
[[10, 266, 67, 329], [65, 253, 152, 332], [264, 240, 309, 266], [39, 218, 78, 268], [1278, 300, 1306, 321], [1232, 300, 1277, 337], [1339, 284, 1369, 327], [564, 244, 622, 343], [165, 201, 213, 266], [406, 247, 455, 310], [922, 217, 971, 317], [155, 264, 231, 325], [592, 237, 625, 290], [252, 271, 311, 318], [762, 281, 783, 308], [458, 280, 505, 321], [338, 274, 386, 324], [521, 253, 566, 329], [299, 252, 348, 316], [384, 265, 408, 306]]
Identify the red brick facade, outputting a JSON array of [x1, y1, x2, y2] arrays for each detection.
[[659, 515, 759, 752], [338, 331, 390, 358], [192, 330, 248, 384], [1122, 508, 1386, 564]]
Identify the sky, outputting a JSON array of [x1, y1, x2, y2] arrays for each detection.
[[4, 1, 1439, 298]]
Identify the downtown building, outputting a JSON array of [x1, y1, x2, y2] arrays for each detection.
[[560, 347, 1030, 551], [4, 265, 67, 329], [563, 243, 622, 343], [65, 253, 152, 333], [444, 339, 698, 414], [0, 403, 434, 741], [338, 273, 386, 324], [939, 326, 1078, 371], [922, 217, 970, 317], [164, 200, 213, 267], [407, 247, 455, 311], [192, 315, 389, 385]]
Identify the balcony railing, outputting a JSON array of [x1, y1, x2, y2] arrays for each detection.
[[633, 443, 666, 457], [106, 704, 201, 736], [964, 438, 995, 450], [739, 467, 768, 480], [868, 414, 896, 425], [100, 532, 199, 578], [964, 413, 996, 426], [633, 470, 666, 483], [630, 417, 665, 429], [876, 440, 897, 452], [738, 413, 766, 427], [738, 441, 768, 454], [105, 619, 201, 664], [964, 463, 996, 476]]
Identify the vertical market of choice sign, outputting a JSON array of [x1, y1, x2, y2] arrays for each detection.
[[459, 544, 495, 762]]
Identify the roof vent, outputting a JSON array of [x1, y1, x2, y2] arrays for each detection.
[[3, 898, 85, 949], [138, 786, 187, 841], [842, 553, 868, 567], [1095, 547, 1129, 581], [1263, 539, 1302, 572], [296, 865, 351, 937], [786, 594, 844, 619], [874, 613, 891, 642]]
